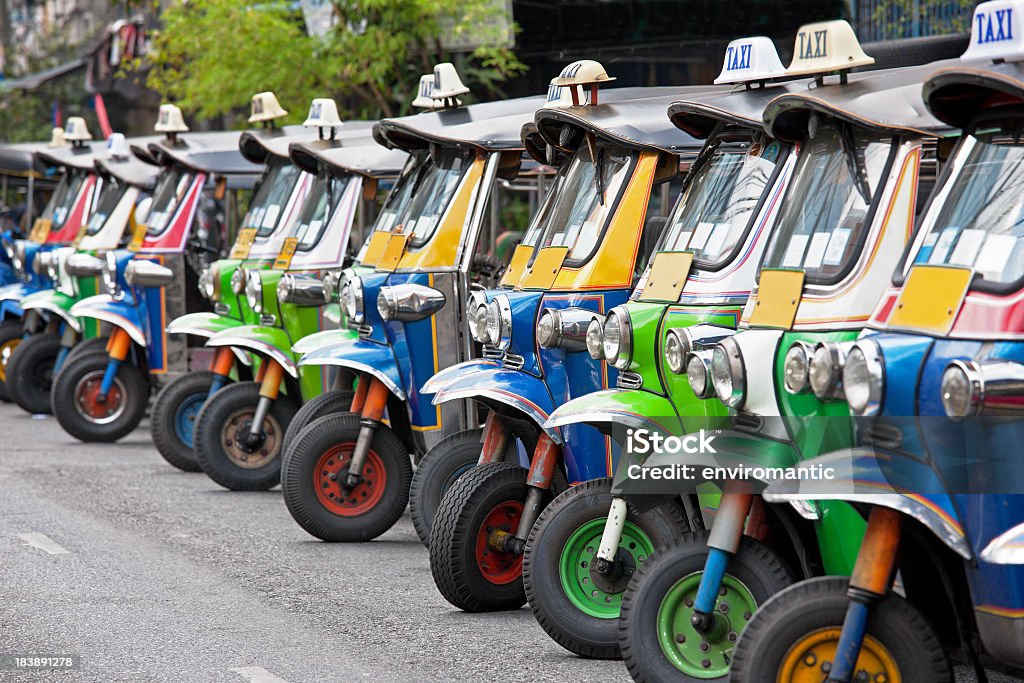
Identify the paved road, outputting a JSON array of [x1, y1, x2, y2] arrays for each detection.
[[0, 405, 1019, 683]]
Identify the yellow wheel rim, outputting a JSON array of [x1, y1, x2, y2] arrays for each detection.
[[0, 338, 21, 382], [778, 628, 902, 683]]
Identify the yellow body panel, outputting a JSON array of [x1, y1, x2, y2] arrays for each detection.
[[500, 244, 534, 288], [376, 232, 412, 273], [887, 265, 972, 335], [519, 247, 568, 290], [748, 269, 806, 329], [29, 218, 52, 243], [639, 251, 693, 302], [230, 227, 258, 259], [360, 230, 393, 268], [273, 237, 299, 270]]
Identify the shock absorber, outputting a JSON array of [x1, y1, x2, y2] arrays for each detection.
[[245, 359, 284, 448], [97, 328, 132, 403], [504, 433, 560, 555], [691, 482, 753, 634], [54, 324, 79, 373], [207, 347, 235, 398], [343, 377, 390, 491]]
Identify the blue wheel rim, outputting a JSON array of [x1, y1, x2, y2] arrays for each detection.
[[174, 393, 206, 449]]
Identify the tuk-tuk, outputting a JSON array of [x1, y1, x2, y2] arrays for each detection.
[[191, 128, 406, 491], [520, 38, 803, 660], [149, 95, 375, 472], [421, 66, 713, 613], [4, 134, 162, 415], [0, 135, 61, 283], [51, 123, 261, 443], [279, 64, 550, 541], [730, 5, 1024, 679], [618, 22, 960, 681]]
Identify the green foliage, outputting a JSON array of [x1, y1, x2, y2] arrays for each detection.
[[0, 77, 97, 143], [142, 0, 526, 126], [869, 0, 977, 38]]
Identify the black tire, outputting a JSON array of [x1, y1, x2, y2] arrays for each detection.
[[429, 462, 550, 612], [150, 371, 220, 472], [6, 332, 61, 414], [59, 336, 109, 375], [730, 576, 952, 683], [51, 351, 150, 443], [618, 531, 793, 683], [280, 389, 355, 461], [281, 412, 412, 542], [523, 479, 689, 659], [0, 318, 24, 402], [193, 381, 299, 491], [409, 428, 484, 547]]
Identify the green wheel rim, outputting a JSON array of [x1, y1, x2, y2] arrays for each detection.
[[656, 571, 758, 678], [558, 517, 654, 619]]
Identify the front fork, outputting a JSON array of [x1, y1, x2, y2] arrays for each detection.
[[342, 374, 389, 490], [53, 323, 79, 373], [827, 506, 902, 682], [206, 347, 235, 399], [244, 358, 285, 449], [97, 328, 132, 403]]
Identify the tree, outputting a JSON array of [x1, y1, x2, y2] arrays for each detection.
[[141, 0, 525, 126]]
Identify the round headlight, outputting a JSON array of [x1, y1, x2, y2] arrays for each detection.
[[942, 360, 981, 419], [343, 275, 364, 323], [46, 252, 61, 281], [843, 341, 884, 416], [585, 318, 604, 360], [199, 267, 215, 300], [537, 310, 558, 348], [468, 304, 487, 343], [809, 343, 845, 400], [103, 251, 118, 294], [12, 242, 25, 273], [245, 270, 263, 313], [32, 250, 48, 275], [231, 267, 246, 295], [687, 352, 711, 398], [783, 341, 813, 394], [484, 300, 502, 346], [322, 272, 338, 304], [602, 308, 632, 370], [377, 288, 393, 321], [711, 337, 745, 408], [665, 329, 685, 374], [277, 275, 294, 304]]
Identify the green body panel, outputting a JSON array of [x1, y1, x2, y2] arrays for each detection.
[[553, 388, 684, 436], [22, 288, 76, 313], [291, 324, 357, 356], [217, 323, 324, 400], [168, 311, 248, 337], [624, 302, 668, 391]]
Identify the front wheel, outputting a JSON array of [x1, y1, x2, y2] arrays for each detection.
[[51, 351, 150, 443], [409, 428, 484, 547], [0, 319, 24, 402], [618, 531, 793, 683], [523, 478, 689, 659], [150, 371, 221, 472], [193, 381, 299, 491], [281, 412, 411, 542], [729, 576, 951, 683], [279, 389, 355, 460], [6, 332, 61, 414]]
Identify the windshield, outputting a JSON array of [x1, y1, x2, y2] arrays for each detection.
[[520, 141, 633, 263], [660, 134, 784, 269], [398, 146, 474, 246], [145, 167, 196, 236], [43, 171, 87, 228], [243, 159, 302, 238], [353, 154, 423, 262], [762, 123, 891, 283], [84, 178, 128, 236], [913, 130, 1024, 287], [289, 174, 352, 251]]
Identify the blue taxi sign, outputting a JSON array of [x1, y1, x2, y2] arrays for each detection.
[[714, 36, 787, 84], [961, 0, 1024, 62]]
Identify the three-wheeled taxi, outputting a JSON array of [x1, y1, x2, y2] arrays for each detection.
[[730, 5, 1024, 679], [5, 133, 161, 415], [522, 37, 802, 661], [620, 22, 960, 682], [0, 135, 61, 285], [422, 67, 714, 613], [52, 121, 261, 442], [279, 64, 550, 541]]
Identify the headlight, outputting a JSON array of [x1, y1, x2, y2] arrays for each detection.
[[343, 275, 364, 323], [537, 310, 558, 348], [12, 242, 25, 274], [843, 340, 884, 416], [245, 270, 263, 313], [102, 252, 119, 295], [377, 283, 445, 322], [484, 296, 512, 350], [46, 252, 61, 281], [66, 253, 105, 277], [941, 360, 981, 419], [231, 267, 246, 295], [665, 329, 685, 374], [941, 359, 1024, 419], [602, 307, 632, 370], [809, 342, 848, 400], [711, 336, 745, 408], [125, 259, 175, 288], [537, 307, 593, 352], [783, 341, 814, 394], [585, 318, 604, 360], [199, 266, 215, 300], [687, 350, 715, 398], [32, 250, 50, 275], [467, 291, 489, 343], [322, 271, 338, 304]]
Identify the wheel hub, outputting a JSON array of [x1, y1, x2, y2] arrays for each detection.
[[475, 501, 524, 585], [314, 444, 386, 516], [73, 371, 126, 424], [221, 410, 279, 469], [779, 628, 902, 683]]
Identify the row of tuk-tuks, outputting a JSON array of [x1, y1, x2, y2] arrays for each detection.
[[2, 4, 1024, 681]]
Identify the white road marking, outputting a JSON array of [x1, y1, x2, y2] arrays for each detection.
[[18, 532, 70, 555], [230, 667, 290, 683]]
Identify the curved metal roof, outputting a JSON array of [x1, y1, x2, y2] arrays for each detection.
[[238, 121, 378, 164], [668, 79, 813, 138], [923, 61, 1024, 129], [764, 60, 959, 142], [95, 153, 162, 190], [36, 141, 109, 172], [289, 139, 408, 178], [0, 141, 53, 177], [140, 130, 262, 176]]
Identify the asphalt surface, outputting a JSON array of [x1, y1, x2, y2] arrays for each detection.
[[0, 405, 1020, 683]]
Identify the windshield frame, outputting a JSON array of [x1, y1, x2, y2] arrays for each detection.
[[83, 176, 128, 236], [145, 166, 197, 237], [291, 172, 353, 253], [44, 169, 88, 229], [354, 151, 425, 262], [756, 121, 898, 288], [400, 144, 477, 250], [244, 158, 303, 239]]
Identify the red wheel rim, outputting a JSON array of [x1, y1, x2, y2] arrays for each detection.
[[474, 500, 524, 585], [314, 444, 386, 516], [75, 374, 125, 422]]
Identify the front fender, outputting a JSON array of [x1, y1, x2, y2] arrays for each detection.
[[207, 325, 298, 377], [291, 327, 359, 356], [0, 281, 32, 303], [762, 447, 971, 560], [166, 312, 253, 366], [21, 289, 81, 332], [545, 389, 683, 436], [298, 337, 405, 400], [421, 359, 502, 396], [432, 366, 560, 444], [70, 295, 146, 347]]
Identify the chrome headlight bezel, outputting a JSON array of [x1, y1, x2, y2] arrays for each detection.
[[602, 307, 632, 370], [665, 329, 686, 375], [809, 341, 849, 401], [537, 307, 594, 352], [245, 269, 263, 313], [230, 267, 246, 296], [485, 295, 512, 350], [32, 250, 50, 276], [125, 259, 175, 288], [687, 349, 715, 399], [467, 290, 489, 344], [783, 341, 814, 395], [343, 275, 364, 324], [377, 283, 445, 322], [710, 336, 745, 408], [102, 251, 119, 296], [843, 340, 884, 416], [12, 241, 26, 275], [585, 318, 604, 360], [322, 271, 339, 304], [199, 265, 215, 300]]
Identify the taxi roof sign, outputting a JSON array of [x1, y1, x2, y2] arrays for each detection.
[[430, 63, 470, 102], [63, 116, 92, 142], [785, 20, 874, 77], [412, 74, 442, 109], [303, 98, 343, 130], [542, 79, 594, 109], [48, 127, 67, 149], [155, 104, 189, 134], [714, 36, 787, 84], [550, 60, 615, 106], [961, 0, 1024, 62], [106, 133, 130, 160], [248, 91, 288, 124]]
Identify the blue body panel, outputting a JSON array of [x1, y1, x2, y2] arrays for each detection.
[[299, 336, 405, 402]]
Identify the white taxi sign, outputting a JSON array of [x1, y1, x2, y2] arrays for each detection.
[[106, 133, 130, 160], [714, 36, 787, 84], [48, 127, 67, 149], [248, 91, 288, 124], [64, 116, 92, 142], [961, 0, 1024, 63], [412, 74, 441, 109], [431, 63, 470, 100], [303, 98, 343, 129], [785, 20, 874, 77], [155, 104, 189, 133], [543, 79, 594, 109]]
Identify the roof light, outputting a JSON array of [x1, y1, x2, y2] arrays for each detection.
[[48, 127, 67, 148], [412, 74, 442, 109], [714, 36, 788, 85], [430, 63, 470, 108], [64, 116, 92, 144], [248, 91, 288, 125], [551, 59, 615, 106], [784, 20, 874, 79], [961, 0, 1024, 63], [543, 78, 593, 109], [106, 133, 130, 160], [155, 104, 189, 135], [303, 98, 343, 140]]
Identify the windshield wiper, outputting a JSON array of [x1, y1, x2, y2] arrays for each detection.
[[839, 124, 872, 204]]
